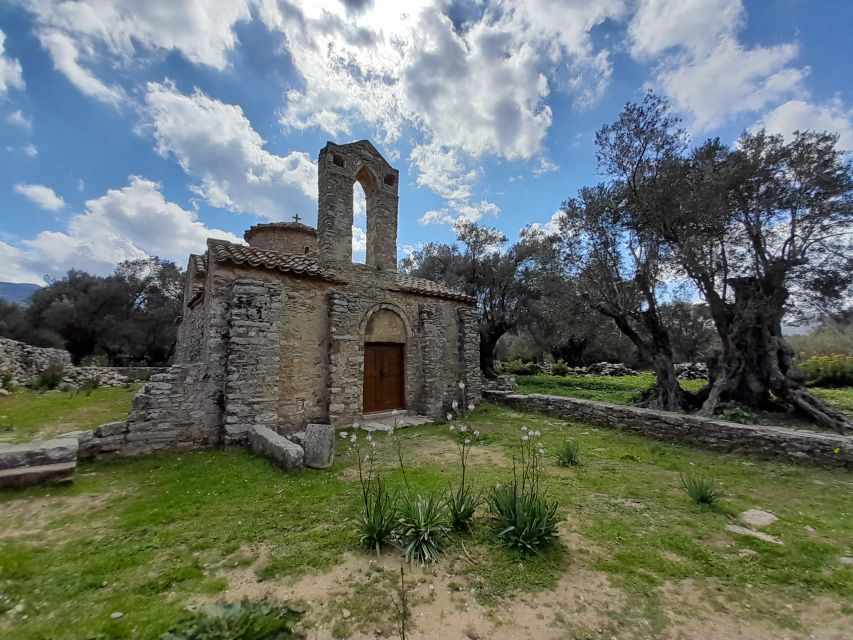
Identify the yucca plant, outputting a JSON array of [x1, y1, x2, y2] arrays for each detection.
[[356, 476, 398, 553], [446, 482, 481, 531], [681, 472, 720, 507], [487, 481, 559, 552], [159, 598, 303, 640], [397, 490, 451, 565], [555, 439, 581, 467]]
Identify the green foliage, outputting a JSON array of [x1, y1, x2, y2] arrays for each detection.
[[714, 402, 759, 424], [487, 481, 559, 552], [555, 439, 581, 467], [446, 482, 481, 531], [550, 361, 569, 376], [515, 373, 705, 405], [159, 599, 303, 640], [497, 359, 539, 375], [797, 354, 853, 388], [1, 371, 13, 391], [488, 427, 559, 552], [397, 490, 451, 565], [681, 473, 721, 507], [34, 361, 64, 390], [78, 377, 100, 396], [355, 475, 397, 554]]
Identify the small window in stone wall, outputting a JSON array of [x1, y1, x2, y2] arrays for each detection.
[[304, 246, 310, 254], [333, 154, 345, 167], [383, 173, 396, 186]]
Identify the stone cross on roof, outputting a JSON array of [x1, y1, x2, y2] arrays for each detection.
[[292, 213, 302, 223]]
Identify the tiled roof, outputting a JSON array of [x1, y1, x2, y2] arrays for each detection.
[[208, 239, 330, 278], [394, 274, 475, 303], [189, 253, 207, 274]]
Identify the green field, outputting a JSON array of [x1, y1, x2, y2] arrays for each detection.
[[1, 401, 851, 639], [516, 373, 853, 422], [0, 386, 139, 444]]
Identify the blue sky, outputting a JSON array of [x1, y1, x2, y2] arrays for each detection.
[[0, 0, 851, 285]]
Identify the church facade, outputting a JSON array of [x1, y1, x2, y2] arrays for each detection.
[[148, 140, 481, 446]]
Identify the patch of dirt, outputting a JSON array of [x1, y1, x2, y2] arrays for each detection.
[[206, 540, 853, 640], [657, 579, 853, 640], [0, 492, 115, 541]]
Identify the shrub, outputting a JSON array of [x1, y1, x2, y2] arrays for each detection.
[[551, 361, 569, 376], [796, 354, 853, 388], [681, 472, 720, 507], [35, 361, 64, 390], [487, 482, 559, 552], [499, 359, 538, 375], [1, 371, 13, 391], [78, 377, 100, 396], [349, 430, 398, 554], [159, 598, 303, 640], [714, 402, 758, 424], [555, 440, 581, 467], [488, 426, 559, 552], [397, 490, 451, 565], [446, 483, 480, 532]]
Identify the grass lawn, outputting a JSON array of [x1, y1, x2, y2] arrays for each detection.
[[1, 403, 851, 639], [0, 386, 139, 444], [516, 373, 853, 423]]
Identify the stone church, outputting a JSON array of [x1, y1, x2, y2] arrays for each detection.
[[147, 140, 482, 447]]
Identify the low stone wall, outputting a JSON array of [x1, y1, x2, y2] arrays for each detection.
[[60, 364, 222, 459], [0, 337, 71, 385], [485, 390, 852, 468]]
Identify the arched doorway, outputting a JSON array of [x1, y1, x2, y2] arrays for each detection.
[[362, 308, 407, 413]]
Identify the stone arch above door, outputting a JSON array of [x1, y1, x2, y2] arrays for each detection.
[[361, 305, 410, 343]]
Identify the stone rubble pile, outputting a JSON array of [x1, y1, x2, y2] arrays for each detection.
[[674, 362, 709, 380]]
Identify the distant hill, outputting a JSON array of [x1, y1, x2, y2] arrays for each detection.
[[0, 282, 42, 304]]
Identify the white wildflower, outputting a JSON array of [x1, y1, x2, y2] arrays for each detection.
[[473, 430, 480, 437], [392, 409, 399, 416], [447, 413, 453, 421], [366, 433, 373, 442], [459, 381, 466, 390], [522, 435, 529, 441], [464, 438, 471, 445], [468, 403, 475, 411], [450, 425, 456, 432], [459, 425, 467, 433], [521, 426, 528, 432], [340, 432, 348, 439], [350, 434, 357, 443], [451, 400, 459, 410]]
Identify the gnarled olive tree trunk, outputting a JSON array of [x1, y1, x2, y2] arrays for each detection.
[[699, 278, 852, 434]]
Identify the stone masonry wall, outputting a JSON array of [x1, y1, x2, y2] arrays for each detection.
[[457, 307, 483, 407], [223, 279, 283, 444], [85, 363, 221, 458], [486, 391, 852, 467], [0, 337, 71, 385]]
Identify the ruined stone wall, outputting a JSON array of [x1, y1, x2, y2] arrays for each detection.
[[486, 391, 852, 468], [0, 337, 72, 385], [79, 364, 222, 458], [175, 297, 206, 363], [223, 279, 283, 444]]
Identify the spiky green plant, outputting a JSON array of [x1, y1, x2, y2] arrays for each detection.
[[681, 472, 720, 507], [487, 481, 559, 552], [446, 482, 481, 531], [159, 598, 303, 640], [555, 439, 581, 467], [397, 490, 451, 565], [356, 476, 398, 553]]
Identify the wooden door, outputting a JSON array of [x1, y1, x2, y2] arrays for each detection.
[[363, 343, 405, 413]]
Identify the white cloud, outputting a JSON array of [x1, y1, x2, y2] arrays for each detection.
[[525, 208, 565, 235], [36, 29, 124, 105], [9, 176, 242, 282], [761, 98, 853, 151], [0, 29, 24, 94], [23, 144, 37, 157], [29, 0, 253, 103], [143, 81, 316, 220], [628, 0, 809, 131], [418, 199, 500, 226], [13, 183, 66, 211], [264, 0, 622, 226], [0, 241, 43, 284], [6, 110, 32, 130], [351, 225, 366, 261]]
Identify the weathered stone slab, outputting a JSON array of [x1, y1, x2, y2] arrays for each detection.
[[94, 421, 128, 438], [250, 426, 304, 471], [726, 524, 783, 545], [0, 461, 76, 488], [740, 509, 777, 528], [57, 430, 97, 460], [303, 424, 334, 469], [0, 437, 78, 470]]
